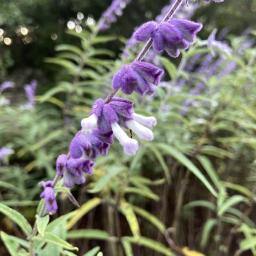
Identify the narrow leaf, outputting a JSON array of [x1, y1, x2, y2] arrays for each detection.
[[0, 203, 32, 236], [67, 198, 101, 229], [68, 229, 110, 240], [120, 201, 140, 238], [156, 144, 217, 197]]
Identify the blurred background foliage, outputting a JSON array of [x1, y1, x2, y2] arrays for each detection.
[[1, 0, 256, 255], [0, 0, 256, 81]]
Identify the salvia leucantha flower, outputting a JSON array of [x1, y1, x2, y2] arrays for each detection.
[[208, 29, 232, 57], [43, 3, 205, 215], [112, 61, 164, 95], [69, 130, 112, 160], [98, 0, 131, 31], [56, 152, 94, 189], [24, 80, 37, 109], [81, 97, 157, 156], [0, 81, 15, 93], [40, 181, 58, 215], [134, 18, 202, 58]]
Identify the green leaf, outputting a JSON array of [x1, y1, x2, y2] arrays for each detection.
[[132, 205, 165, 234], [0, 232, 29, 256], [45, 58, 79, 74], [125, 236, 174, 256], [120, 201, 140, 238], [156, 144, 217, 197], [223, 182, 254, 199], [0, 181, 23, 194], [47, 212, 75, 233], [0, 203, 32, 236], [227, 208, 255, 227], [2, 201, 38, 207], [38, 82, 72, 103], [240, 238, 256, 251], [200, 219, 217, 248], [146, 144, 170, 182], [124, 187, 159, 201], [160, 57, 177, 79], [67, 198, 101, 229], [62, 250, 78, 256], [218, 195, 248, 216], [68, 229, 110, 240], [1, 232, 19, 256], [91, 35, 117, 44], [122, 238, 133, 256], [185, 200, 215, 211], [35, 232, 78, 251], [56, 44, 83, 55], [89, 166, 126, 193], [197, 155, 222, 191], [36, 215, 49, 236], [83, 246, 101, 256]]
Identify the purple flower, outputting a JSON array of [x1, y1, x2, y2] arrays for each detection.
[[112, 61, 164, 95], [208, 30, 232, 57], [0, 81, 15, 93], [56, 154, 94, 188], [0, 147, 14, 160], [134, 18, 202, 57], [40, 181, 58, 215], [69, 130, 112, 159], [84, 97, 157, 156], [24, 80, 37, 109], [98, 0, 131, 31]]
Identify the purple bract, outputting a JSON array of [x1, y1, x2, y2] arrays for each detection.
[[134, 18, 202, 57], [112, 61, 164, 95]]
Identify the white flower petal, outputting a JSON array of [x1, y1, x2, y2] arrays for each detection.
[[111, 122, 139, 156], [126, 120, 154, 141], [81, 114, 97, 131], [132, 113, 157, 128]]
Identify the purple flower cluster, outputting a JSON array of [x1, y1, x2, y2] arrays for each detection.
[[134, 19, 202, 58], [98, 0, 131, 31], [113, 61, 164, 95], [122, 1, 201, 59], [41, 3, 203, 214], [24, 80, 37, 109]]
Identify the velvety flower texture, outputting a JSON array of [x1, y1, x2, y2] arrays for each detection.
[[56, 154, 94, 188], [134, 18, 202, 57], [81, 97, 157, 156], [40, 181, 58, 215], [112, 61, 164, 95], [98, 0, 131, 31], [69, 130, 113, 160]]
